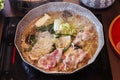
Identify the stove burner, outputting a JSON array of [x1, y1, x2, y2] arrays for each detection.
[[22, 62, 38, 79], [21, 62, 63, 80]]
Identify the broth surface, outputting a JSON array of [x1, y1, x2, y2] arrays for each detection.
[[21, 11, 98, 72]]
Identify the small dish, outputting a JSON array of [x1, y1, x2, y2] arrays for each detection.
[[109, 15, 120, 57], [80, 0, 115, 9]]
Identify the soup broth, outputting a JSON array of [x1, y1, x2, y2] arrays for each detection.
[[21, 11, 98, 72]]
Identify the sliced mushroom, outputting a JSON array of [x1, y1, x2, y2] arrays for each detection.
[[62, 10, 73, 21]]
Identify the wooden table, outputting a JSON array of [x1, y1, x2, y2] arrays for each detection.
[[0, 0, 120, 80]]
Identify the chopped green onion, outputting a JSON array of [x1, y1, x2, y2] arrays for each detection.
[[36, 23, 54, 34]]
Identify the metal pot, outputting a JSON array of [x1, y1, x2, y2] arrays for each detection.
[[14, 2, 104, 74]]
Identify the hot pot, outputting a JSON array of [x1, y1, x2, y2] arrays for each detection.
[[14, 2, 104, 74]]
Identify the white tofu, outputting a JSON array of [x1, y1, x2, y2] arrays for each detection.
[[55, 36, 71, 48], [53, 18, 63, 32], [35, 14, 51, 27]]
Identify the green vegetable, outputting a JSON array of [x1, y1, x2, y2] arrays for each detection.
[[54, 34, 61, 38], [0, 0, 4, 10], [36, 23, 54, 34], [74, 44, 82, 49], [24, 46, 32, 52], [50, 44, 56, 53], [63, 43, 71, 52], [26, 34, 37, 46], [54, 34, 71, 38], [56, 23, 77, 36], [25, 34, 37, 52]]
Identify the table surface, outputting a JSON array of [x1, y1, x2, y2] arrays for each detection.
[[0, 0, 120, 80]]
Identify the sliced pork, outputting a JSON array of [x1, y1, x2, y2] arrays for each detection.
[[73, 29, 94, 45], [63, 47, 87, 70], [37, 48, 63, 70]]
